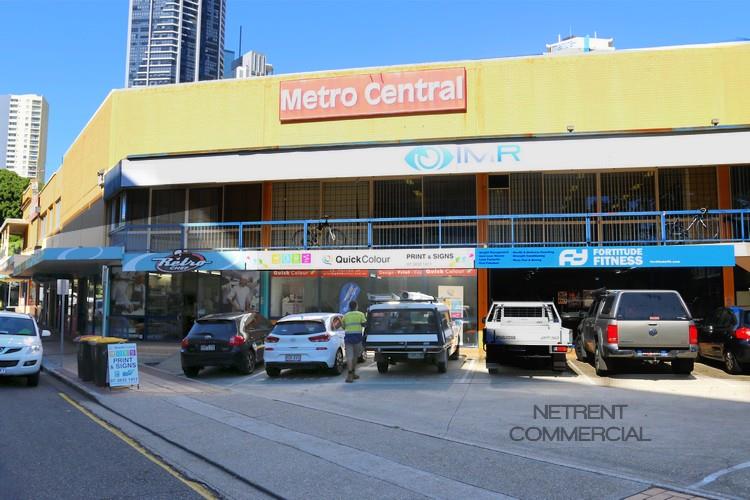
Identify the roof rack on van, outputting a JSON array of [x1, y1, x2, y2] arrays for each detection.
[[367, 291, 437, 303], [591, 287, 609, 298]]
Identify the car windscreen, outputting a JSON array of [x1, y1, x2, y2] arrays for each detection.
[[367, 309, 439, 334], [271, 321, 326, 336], [616, 293, 690, 321], [743, 310, 750, 327], [187, 320, 237, 340], [0, 317, 36, 336]]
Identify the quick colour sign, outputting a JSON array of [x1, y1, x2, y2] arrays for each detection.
[[279, 68, 466, 122], [475, 245, 735, 268]]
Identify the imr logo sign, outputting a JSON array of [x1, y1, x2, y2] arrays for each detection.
[[405, 144, 521, 171], [279, 68, 466, 122], [559, 249, 589, 266]]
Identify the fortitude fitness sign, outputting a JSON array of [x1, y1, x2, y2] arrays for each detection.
[[279, 67, 466, 122]]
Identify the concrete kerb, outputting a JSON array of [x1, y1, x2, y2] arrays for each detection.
[[41, 364, 100, 403]]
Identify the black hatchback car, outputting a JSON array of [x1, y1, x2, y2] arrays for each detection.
[[180, 312, 272, 377], [698, 306, 750, 374]]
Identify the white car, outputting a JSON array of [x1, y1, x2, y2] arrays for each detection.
[[264, 313, 347, 377], [0, 312, 51, 387]]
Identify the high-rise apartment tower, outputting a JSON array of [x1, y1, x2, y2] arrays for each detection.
[[0, 94, 48, 180], [125, 0, 226, 87]]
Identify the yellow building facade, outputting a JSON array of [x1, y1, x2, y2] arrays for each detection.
[[3, 41, 749, 345]]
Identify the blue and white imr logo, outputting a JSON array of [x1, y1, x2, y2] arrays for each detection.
[[404, 146, 454, 171], [404, 143, 521, 171]]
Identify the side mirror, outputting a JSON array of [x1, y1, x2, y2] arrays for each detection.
[[481, 317, 486, 325], [41, 330, 52, 337]]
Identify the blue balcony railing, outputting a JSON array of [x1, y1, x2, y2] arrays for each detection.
[[109, 209, 750, 252]]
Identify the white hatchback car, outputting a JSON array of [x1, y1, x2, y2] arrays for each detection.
[[264, 313, 347, 377], [0, 312, 51, 387]]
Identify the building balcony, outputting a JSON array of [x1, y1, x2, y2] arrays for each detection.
[[108, 209, 750, 253]]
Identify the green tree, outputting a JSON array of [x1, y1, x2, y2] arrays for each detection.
[[0, 169, 31, 227]]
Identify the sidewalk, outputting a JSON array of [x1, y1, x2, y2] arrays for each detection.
[[42, 336, 214, 396]]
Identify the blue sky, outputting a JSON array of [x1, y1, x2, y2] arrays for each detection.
[[1, 0, 748, 181]]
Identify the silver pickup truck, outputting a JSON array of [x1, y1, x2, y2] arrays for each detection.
[[575, 289, 698, 376]]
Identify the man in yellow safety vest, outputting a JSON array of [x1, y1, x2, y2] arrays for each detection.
[[342, 300, 366, 383]]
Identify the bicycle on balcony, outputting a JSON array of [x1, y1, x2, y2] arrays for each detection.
[[294, 216, 347, 247], [667, 208, 720, 241]]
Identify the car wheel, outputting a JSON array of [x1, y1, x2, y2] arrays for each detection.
[[724, 350, 743, 374], [377, 361, 389, 374], [437, 350, 448, 373], [183, 366, 200, 378], [672, 358, 694, 375], [238, 350, 256, 375], [574, 335, 587, 362], [330, 349, 345, 375], [594, 345, 609, 377], [449, 344, 460, 360], [27, 371, 40, 387], [266, 366, 281, 377]]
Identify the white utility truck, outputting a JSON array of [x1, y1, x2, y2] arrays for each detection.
[[483, 301, 572, 372]]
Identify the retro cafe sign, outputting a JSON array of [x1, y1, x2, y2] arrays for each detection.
[[279, 67, 467, 122]]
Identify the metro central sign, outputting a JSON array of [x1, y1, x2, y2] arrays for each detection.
[[279, 67, 466, 122]]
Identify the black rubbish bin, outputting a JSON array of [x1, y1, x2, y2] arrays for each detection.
[[92, 338, 126, 387], [75, 336, 101, 381]]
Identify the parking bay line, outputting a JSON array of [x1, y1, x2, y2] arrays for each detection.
[[167, 395, 511, 500], [566, 359, 599, 386], [458, 359, 476, 384], [690, 460, 750, 489]]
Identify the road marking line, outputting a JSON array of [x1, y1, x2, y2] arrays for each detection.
[[226, 370, 267, 386], [689, 460, 750, 488], [58, 392, 216, 500]]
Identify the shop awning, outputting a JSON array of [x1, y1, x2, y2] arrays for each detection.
[[13, 246, 124, 278], [0, 218, 29, 236]]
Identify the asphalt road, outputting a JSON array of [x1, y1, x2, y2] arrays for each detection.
[[0, 373, 206, 500]]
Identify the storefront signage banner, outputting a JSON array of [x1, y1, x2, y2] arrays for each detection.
[[123, 249, 475, 272], [118, 131, 750, 188], [279, 68, 466, 122], [107, 343, 139, 388], [475, 245, 735, 268]]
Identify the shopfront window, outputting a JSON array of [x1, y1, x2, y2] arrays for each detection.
[[126, 189, 149, 224], [146, 273, 183, 341], [224, 184, 263, 221], [189, 187, 221, 222], [150, 188, 186, 251], [270, 270, 479, 346], [600, 170, 656, 212], [109, 269, 147, 340], [220, 271, 261, 313], [659, 167, 717, 210], [731, 165, 750, 209], [270, 271, 319, 317]]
